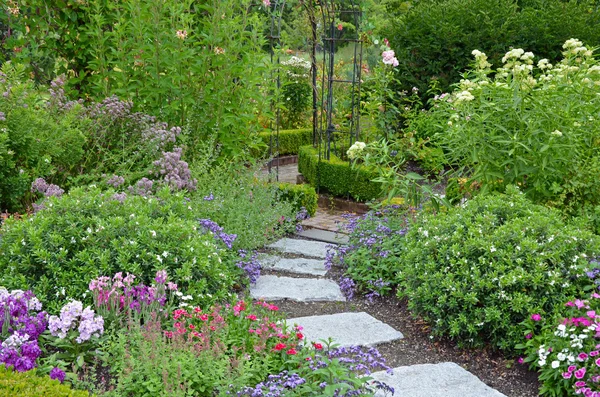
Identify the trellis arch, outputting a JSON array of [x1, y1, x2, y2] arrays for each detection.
[[266, 0, 364, 179]]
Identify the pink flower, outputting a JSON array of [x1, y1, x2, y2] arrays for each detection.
[[269, 304, 279, 311], [287, 348, 297, 355], [589, 311, 597, 318], [576, 381, 587, 388], [579, 353, 589, 361], [596, 358, 600, 367], [531, 314, 542, 321], [575, 299, 586, 309], [575, 368, 587, 379], [525, 333, 532, 339], [337, 24, 343, 31], [590, 351, 599, 357], [569, 365, 577, 372], [382, 50, 399, 67], [200, 314, 208, 321], [262, 0, 271, 6], [313, 342, 323, 350], [246, 314, 257, 321], [296, 333, 304, 340], [274, 343, 286, 351], [563, 372, 573, 379], [383, 38, 389, 47], [517, 357, 524, 364]]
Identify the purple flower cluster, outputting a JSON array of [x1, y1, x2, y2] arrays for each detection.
[[106, 175, 125, 188], [235, 250, 262, 284], [339, 276, 356, 300], [295, 207, 310, 233], [48, 301, 104, 343], [111, 192, 127, 203], [0, 111, 5, 121], [128, 177, 154, 197], [199, 219, 237, 249], [31, 178, 64, 197], [364, 279, 391, 303], [0, 289, 48, 372], [47, 75, 83, 112], [237, 371, 306, 397], [86, 95, 133, 120], [153, 147, 197, 191], [49, 367, 66, 383], [325, 345, 392, 375], [203, 193, 214, 201]]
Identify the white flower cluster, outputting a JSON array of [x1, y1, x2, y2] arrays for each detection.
[[563, 38, 593, 58], [347, 141, 366, 160], [538, 344, 551, 366], [454, 90, 475, 104], [471, 50, 491, 70], [282, 56, 311, 78]]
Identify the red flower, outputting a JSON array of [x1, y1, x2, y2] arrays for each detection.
[[246, 314, 257, 321], [337, 23, 343, 31], [296, 333, 304, 340], [269, 304, 279, 311], [174, 322, 182, 329], [305, 357, 311, 361], [313, 342, 323, 350], [287, 348, 297, 355], [200, 314, 209, 321], [189, 324, 196, 330], [274, 343, 286, 351]]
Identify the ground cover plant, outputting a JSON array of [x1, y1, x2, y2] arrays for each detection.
[[331, 186, 600, 353]]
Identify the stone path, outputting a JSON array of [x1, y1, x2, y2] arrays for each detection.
[[251, 237, 507, 397]]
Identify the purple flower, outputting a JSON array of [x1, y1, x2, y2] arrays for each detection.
[[198, 219, 237, 249], [153, 148, 197, 191], [31, 178, 64, 197], [203, 193, 214, 201], [235, 251, 261, 284], [49, 367, 66, 383], [155, 270, 168, 284]]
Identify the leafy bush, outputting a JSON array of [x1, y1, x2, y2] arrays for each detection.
[[298, 145, 383, 202], [0, 186, 240, 311], [381, 0, 600, 99], [0, 365, 89, 397], [256, 128, 313, 157], [280, 56, 312, 129], [277, 183, 318, 217], [336, 186, 600, 352], [415, 39, 600, 221], [518, 294, 600, 396]]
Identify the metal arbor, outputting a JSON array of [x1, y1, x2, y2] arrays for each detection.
[[267, 0, 363, 177]]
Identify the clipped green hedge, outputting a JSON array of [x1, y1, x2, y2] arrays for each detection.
[[298, 145, 383, 202], [256, 128, 313, 157], [0, 366, 90, 397], [277, 183, 318, 217]]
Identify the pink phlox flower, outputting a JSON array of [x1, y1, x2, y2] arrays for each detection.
[[563, 371, 573, 379], [531, 314, 542, 321], [575, 299, 587, 309], [575, 367, 587, 379], [588, 311, 597, 318]]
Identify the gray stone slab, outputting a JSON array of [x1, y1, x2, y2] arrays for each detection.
[[267, 238, 332, 258], [261, 255, 328, 276], [369, 362, 507, 397], [250, 276, 345, 302], [288, 312, 403, 347], [296, 228, 350, 244]]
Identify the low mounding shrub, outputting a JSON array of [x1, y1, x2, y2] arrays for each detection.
[[277, 182, 318, 217], [298, 145, 383, 202], [337, 186, 600, 352], [0, 186, 240, 311], [0, 365, 89, 397], [256, 128, 313, 157], [381, 0, 600, 99], [518, 293, 600, 396]]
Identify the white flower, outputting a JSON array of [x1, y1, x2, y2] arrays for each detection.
[[455, 90, 475, 103], [538, 59, 552, 70], [551, 361, 560, 369], [538, 359, 546, 367], [150, 230, 156, 237], [490, 246, 496, 253], [347, 141, 367, 160], [551, 130, 563, 137], [502, 48, 525, 64], [558, 353, 567, 361]]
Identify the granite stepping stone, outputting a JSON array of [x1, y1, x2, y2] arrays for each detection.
[[250, 275, 345, 302], [296, 228, 349, 244], [267, 238, 331, 259], [288, 312, 403, 347], [369, 362, 507, 397], [261, 255, 328, 276]]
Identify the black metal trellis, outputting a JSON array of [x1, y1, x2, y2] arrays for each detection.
[[267, 0, 363, 180]]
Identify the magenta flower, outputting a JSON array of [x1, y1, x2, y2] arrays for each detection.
[[575, 367, 587, 379], [591, 351, 599, 357], [579, 353, 589, 361], [563, 372, 573, 379], [531, 314, 542, 321], [588, 310, 597, 318], [525, 333, 532, 339], [596, 358, 600, 367], [569, 365, 577, 372], [517, 357, 524, 364], [575, 381, 587, 388]]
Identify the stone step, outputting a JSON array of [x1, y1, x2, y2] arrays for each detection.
[[261, 255, 328, 276], [288, 312, 403, 347], [267, 238, 331, 259], [250, 275, 345, 302], [296, 228, 349, 244], [369, 362, 507, 397]]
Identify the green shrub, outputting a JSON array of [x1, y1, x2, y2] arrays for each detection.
[[0, 366, 89, 397], [339, 186, 600, 353], [0, 186, 240, 311], [256, 128, 313, 157], [381, 0, 600, 99], [396, 186, 600, 352], [298, 145, 383, 202], [276, 183, 318, 217]]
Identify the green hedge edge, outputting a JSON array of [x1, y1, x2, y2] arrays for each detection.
[[297, 145, 383, 202], [276, 183, 318, 217], [255, 128, 313, 157]]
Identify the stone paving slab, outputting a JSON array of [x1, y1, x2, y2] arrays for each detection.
[[288, 312, 403, 347], [369, 362, 507, 397], [296, 228, 349, 244], [250, 276, 345, 302], [261, 255, 328, 276], [267, 238, 331, 258]]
